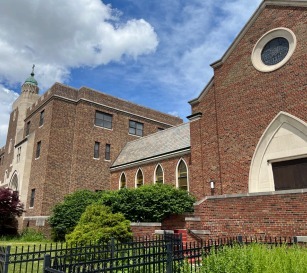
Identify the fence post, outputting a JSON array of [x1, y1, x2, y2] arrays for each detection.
[[109, 238, 115, 273], [166, 243, 173, 273], [3, 246, 11, 273], [43, 254, 51, 273]]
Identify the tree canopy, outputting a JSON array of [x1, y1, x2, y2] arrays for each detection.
[[0, 188, 24, 235], [49, 185, 196, 241], [100, 184, 196, 222], [48, 190, 102, 241]]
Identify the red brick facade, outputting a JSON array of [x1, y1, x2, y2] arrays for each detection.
[[110, 154, 191, 190], [184, 3, 307, 239], [111, 2, 307, 240], [189, 5, 306, 199], [0, 82, 182, 230], [0, 1, 306, 240], [195, 191, 307, 239]]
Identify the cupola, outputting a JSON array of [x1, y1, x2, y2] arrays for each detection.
[[22, 65, 39, 94]]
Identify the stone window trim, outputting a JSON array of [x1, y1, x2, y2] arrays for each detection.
[[29, 188, 36, 208], [129, 120, 144, 137], [119, 172, 127, 189], [251, 27, 297, 72], [25, 121, 31, 136], [135, 168, 144, 188], [176, 158, 189, 191], [94, 141, 100, 159], [154, 164, 164, 184], [105, 143, 111, 161], [17, 147, 21, 163], [39, 110, 45, 127], [95, 111, 113, 130], [35, 141, 41, 159]]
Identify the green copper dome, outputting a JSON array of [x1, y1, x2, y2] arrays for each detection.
[[24, 65, 38, 86]]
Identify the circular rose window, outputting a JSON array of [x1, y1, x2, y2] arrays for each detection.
[[251, 28, 296, 72]]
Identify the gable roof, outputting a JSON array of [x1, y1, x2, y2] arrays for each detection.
[[111, 123, 190, 170]]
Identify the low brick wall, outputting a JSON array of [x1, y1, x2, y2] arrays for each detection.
[[130, 222, 162, 238], [195, 190, 307, 238], [161, 214, 186, 230]]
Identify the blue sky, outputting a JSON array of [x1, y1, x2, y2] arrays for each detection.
[[0, 0, 262, 147]]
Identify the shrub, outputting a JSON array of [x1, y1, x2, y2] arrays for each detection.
[[66, 204, 132, 245], [100, 184, 196, 222], [48, 190, 102, 241], [0, 188, 24, 235]]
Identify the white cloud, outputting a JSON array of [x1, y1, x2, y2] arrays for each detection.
[[132, 0, 262, 101], [0, 0, 159, 146], [0, 86, 19, 147], [0, 0, 158, 89]]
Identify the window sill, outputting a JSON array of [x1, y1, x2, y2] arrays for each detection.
[[94, 125, 113, 131], [128, 133, 142, 138]]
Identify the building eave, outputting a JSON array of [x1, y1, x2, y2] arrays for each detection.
[[110, 147, 191, 172], [189, 77, 214, 106], [24, 94, 179, 127]]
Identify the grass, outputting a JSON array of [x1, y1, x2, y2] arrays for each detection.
[[0, 228, 50, 244], [1, 234, 307, 273], [0, 230, 62, 273], [198, 243, 307, 273]]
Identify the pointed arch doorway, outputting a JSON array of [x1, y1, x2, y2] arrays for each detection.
[[249, 112, 307, 193]]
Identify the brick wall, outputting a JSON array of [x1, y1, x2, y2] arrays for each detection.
[[190, 6, 307, 199], [130, 223, 162, 238], [25, 100, 54, 216], [110, 154, 191, 190], [194, 191, 307, 238], [23, 83, 182, 223]]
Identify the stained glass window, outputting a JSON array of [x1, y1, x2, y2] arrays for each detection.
[[261, 37, 289, 66]]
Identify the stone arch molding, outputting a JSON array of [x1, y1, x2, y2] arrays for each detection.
[[9, 171, 19, 191], [249, 112, 307, 193]]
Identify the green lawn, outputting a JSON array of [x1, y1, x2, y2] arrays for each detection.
[[198, 243, 307, 273]]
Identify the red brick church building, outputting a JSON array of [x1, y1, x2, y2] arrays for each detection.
[[111, 0, 307, 238], [0, 0, 306, 238]]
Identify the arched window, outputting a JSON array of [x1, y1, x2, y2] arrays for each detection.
[[155, 164, 164, 184], [177, 160, 188, 191], [135, 169, 144, 188], [119, 173, 127, 189], [10, 173, 18, 192]]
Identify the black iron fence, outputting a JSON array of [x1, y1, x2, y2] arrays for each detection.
[[0, 235, 296, 273]]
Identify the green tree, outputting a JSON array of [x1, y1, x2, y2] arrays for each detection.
[[66, 204, 132, 244], [48, 190, 101, 241], [100, 184, 196, 222]]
